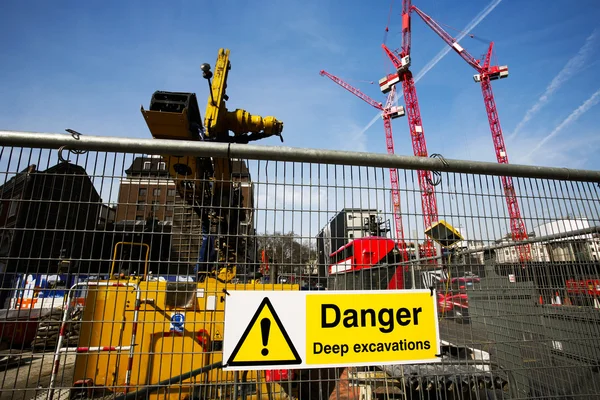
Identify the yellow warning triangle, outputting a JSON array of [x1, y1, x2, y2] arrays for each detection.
[[227, 297, 301, 367]]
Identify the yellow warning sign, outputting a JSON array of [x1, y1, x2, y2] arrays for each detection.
[[305, 291, 439, 365], [223, 290, 440, 370], [226, 297, 302, 367]]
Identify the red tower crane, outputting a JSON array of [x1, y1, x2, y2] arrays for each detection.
[[319, 70, 410, 272], [411, 5, 531, 262], [378, 0, 439, 259]]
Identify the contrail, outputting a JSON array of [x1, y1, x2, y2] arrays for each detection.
[[526, 88, 600, 158], [510, 29, 598, 140], [356, 112, 383, 139], [355, 0, 502, 139]]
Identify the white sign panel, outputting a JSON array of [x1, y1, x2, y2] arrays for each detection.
[[222, 289, 440, 371]]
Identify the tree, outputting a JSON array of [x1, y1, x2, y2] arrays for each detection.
[[256, 232, 314, 274]]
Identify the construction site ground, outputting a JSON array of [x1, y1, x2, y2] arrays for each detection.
[[0, 352, 75, 400], [0, 318, 493, 400]]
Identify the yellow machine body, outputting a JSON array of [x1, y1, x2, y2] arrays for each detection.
[[73, 278, 299, 400], [78, 48, 292, 399]]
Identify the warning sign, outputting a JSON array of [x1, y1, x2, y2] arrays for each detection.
[[223, 290, 440, 371], [227, 297, 301, 367], [306, 291, 438, 365]]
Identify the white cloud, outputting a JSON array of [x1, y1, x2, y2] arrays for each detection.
[[510, 28, 599, 140]]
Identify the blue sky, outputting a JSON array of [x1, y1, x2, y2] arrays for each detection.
[[1, 0, 600, 171]]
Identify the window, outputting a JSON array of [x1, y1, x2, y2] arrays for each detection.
[[137, 200, 145, 211], [143, 161, 151, 170], [166, 201, 174, 212], [138, 188, 147, 196], [332, 244, 354, 264], [152, 201, 160, 211], [153, 188, 161, 196], [167, 189, 177, 197], [8, 199, 18, 218], [158, 162, 166, 171], [136, 215, 144, 221], [164, 216, 173, 222]]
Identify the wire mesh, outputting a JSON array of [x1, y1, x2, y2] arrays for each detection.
[[0, 141, 598, 400]]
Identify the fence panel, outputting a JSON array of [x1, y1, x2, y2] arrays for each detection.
[[0, 134, 599, 400]]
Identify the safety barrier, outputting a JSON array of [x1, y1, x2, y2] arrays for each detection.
[[0, 130, 599, 400]]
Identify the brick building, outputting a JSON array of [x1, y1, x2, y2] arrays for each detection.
[[115, 156, 255, 265], [116, 156, 176, 222]]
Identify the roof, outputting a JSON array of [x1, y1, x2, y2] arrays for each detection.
[[125, 157, 171, 177], [0, 165, 36, 196], [126, 156, 251, 178], [0, 162, 99, 198]]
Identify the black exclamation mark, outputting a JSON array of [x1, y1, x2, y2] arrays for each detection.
[[260, 318, 271, 356]]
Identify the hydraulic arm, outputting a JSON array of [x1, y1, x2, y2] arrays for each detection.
[[141, 48, 285, 277], [202, 49, 283, 143]]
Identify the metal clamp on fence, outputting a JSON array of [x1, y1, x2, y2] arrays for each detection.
[[57, 129, 87, 163], [426, 153, 449, 186]]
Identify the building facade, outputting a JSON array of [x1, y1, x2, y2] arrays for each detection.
[[316, 208, 390, 276], [494, 217, 599, 263], [115, 156, 254, 264], [116, 156, 176, 222], [494, 238, 551, 263]]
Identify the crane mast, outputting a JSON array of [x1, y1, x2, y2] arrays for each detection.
[[379, 0, 439, 259], [319, 70, 409, 267], [412, 5, 531, 262]]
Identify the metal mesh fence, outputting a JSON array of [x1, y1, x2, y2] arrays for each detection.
[[0, 133, 599, 400]]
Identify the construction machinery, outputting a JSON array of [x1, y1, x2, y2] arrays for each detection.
[[411, 5, 531, 262], [52, 49, 299, 400], [140, 48, 284, 275], [378, 1, 440, 260], [318, 70, 409, 271]]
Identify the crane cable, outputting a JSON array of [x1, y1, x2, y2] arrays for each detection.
[[383, 0, 395, 45], [382, 0, 395, 75], [444, 23, 491, 44]]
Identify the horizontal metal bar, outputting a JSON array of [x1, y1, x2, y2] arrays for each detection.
[[58, 345, 132, 353], [117, 361, 224, 400], [1, 130, 599, 181], [458, 226, 600, 256], [398, 226, 600, 266]]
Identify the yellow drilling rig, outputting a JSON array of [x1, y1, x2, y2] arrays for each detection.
[[58, 49, 300, 400]]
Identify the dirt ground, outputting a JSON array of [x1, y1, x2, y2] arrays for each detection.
[[0, 352, 75, 400]]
